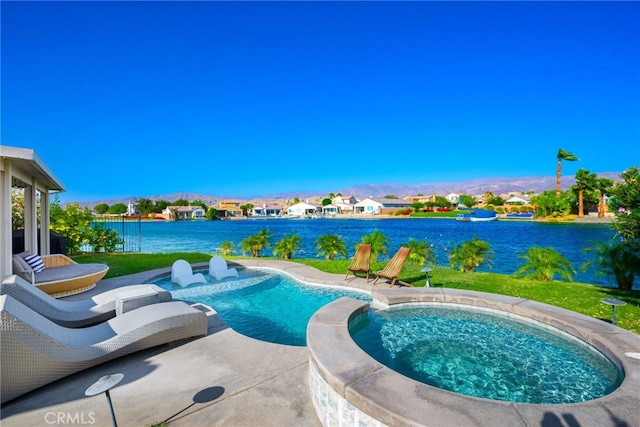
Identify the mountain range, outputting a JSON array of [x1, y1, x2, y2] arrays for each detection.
[[74, 172, 622, 208]]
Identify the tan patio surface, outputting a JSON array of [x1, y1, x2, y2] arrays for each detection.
[[0, 260, 374, 427], [2, 260, 638, 427]]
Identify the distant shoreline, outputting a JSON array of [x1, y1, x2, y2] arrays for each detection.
[[137, 213, 613, 224]]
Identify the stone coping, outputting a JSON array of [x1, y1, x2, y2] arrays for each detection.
[[307, 288, 640, 427]]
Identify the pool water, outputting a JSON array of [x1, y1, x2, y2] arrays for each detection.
[[153, 267, 371, 346], [349, 305, 623, 404]]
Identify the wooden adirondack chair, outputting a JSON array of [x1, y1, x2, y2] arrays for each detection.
[[344, 244, 371, 282], [372, 247, 411, 287]]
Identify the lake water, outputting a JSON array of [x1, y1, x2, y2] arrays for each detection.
[[134, 218, 618, 287]]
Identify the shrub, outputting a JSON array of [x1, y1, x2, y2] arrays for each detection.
[[449, 236, 493, 272], [395, 208, 412, 216], [240, 228, 273, 257], [359, 229, 389, 261], [273, 233, 302, 259], [88, 224, 124, 252], [405, 238, 433, 266], [515, 246, 576, 281], [315, 234, 348, 260], [582, 239, 639, 290], [218, 240, 237, 256]]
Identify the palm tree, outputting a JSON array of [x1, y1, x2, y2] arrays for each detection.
[[273, 233, 302, 259], [594, 177, 614, 219], [315, 234, 347, 260], [239, 228, 273, 257], [359, 229, 389, 261], [483, 191, 494, 206], [218, 240, 236, 256], [556, 149, 579, 198], [240, 203, 254, 217], [449, 236, 493, 272], [582, 239, 639, 291], [404, 238, 433, 266], [240, 235, 264, 257], [515, 246, 576, 281], [574, 168, 597, 218]]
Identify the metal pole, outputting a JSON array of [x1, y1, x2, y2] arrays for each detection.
[[105, 389, 118, 427], [85, 373, 123, 427], [137, 215, 142, 252], [612, 306, 617, 325], [439, 235, 445, 288]]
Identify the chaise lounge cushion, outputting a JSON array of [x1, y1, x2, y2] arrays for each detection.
[[12, 256, 31, 282], [1, 275, 173, 328], [32, 263, 108, 285], [12, 253, 109, 297]]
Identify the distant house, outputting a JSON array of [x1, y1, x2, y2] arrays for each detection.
[[403, 194, 436, 204], [162, 205, 206, 220], [354, 198, 383, 214], [355, 198, 412, 215], [218, 199, 244, 217], [445, 193, 460, 207], [474, 195, 487, 208], [333, 195, 358, 205], [287, 202, 319, 216], [322, 204, 340, 215], [505, 195, 531, 205], [332, 195, 358, 212], [252, 204, 283, 217]]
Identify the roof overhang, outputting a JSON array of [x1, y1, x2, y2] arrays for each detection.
[[1, 145, 65, 192]]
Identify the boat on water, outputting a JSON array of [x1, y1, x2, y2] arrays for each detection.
[[456, 209, 498, 222], [505, 212, 534, 219]]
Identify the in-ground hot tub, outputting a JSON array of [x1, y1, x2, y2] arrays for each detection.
[[307, 288, 640, 427]]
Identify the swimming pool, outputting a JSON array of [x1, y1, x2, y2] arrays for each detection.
[[307, 289, 640, 426], [349, 304, 623, 404], [152, 267, 371, 346]]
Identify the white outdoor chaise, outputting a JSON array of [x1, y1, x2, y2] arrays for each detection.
[[12, 253, 109, 298], [209, 256, 239, 280], [1, 275, 172, 328], [0, 294, 208, 404], [171, 259, 206, 287]]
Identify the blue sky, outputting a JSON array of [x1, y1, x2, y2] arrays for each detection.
[[2, 1, 639, 203]]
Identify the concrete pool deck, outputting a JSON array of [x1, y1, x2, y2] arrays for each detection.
[[2, 260, 639, 427], [0, 260, 369, 427]]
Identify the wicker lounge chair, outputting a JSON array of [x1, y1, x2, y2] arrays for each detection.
[[209, 256, 239, 280], [345, 244, 372, 282], [372, 247, 411, 287], [0, 294, 208, 404], [12, 253, 109, 298], [171, 259, 207, 287], [1, 275, 172, 328]]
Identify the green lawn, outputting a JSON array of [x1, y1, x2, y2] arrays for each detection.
[[76, 252, 640, 334]]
